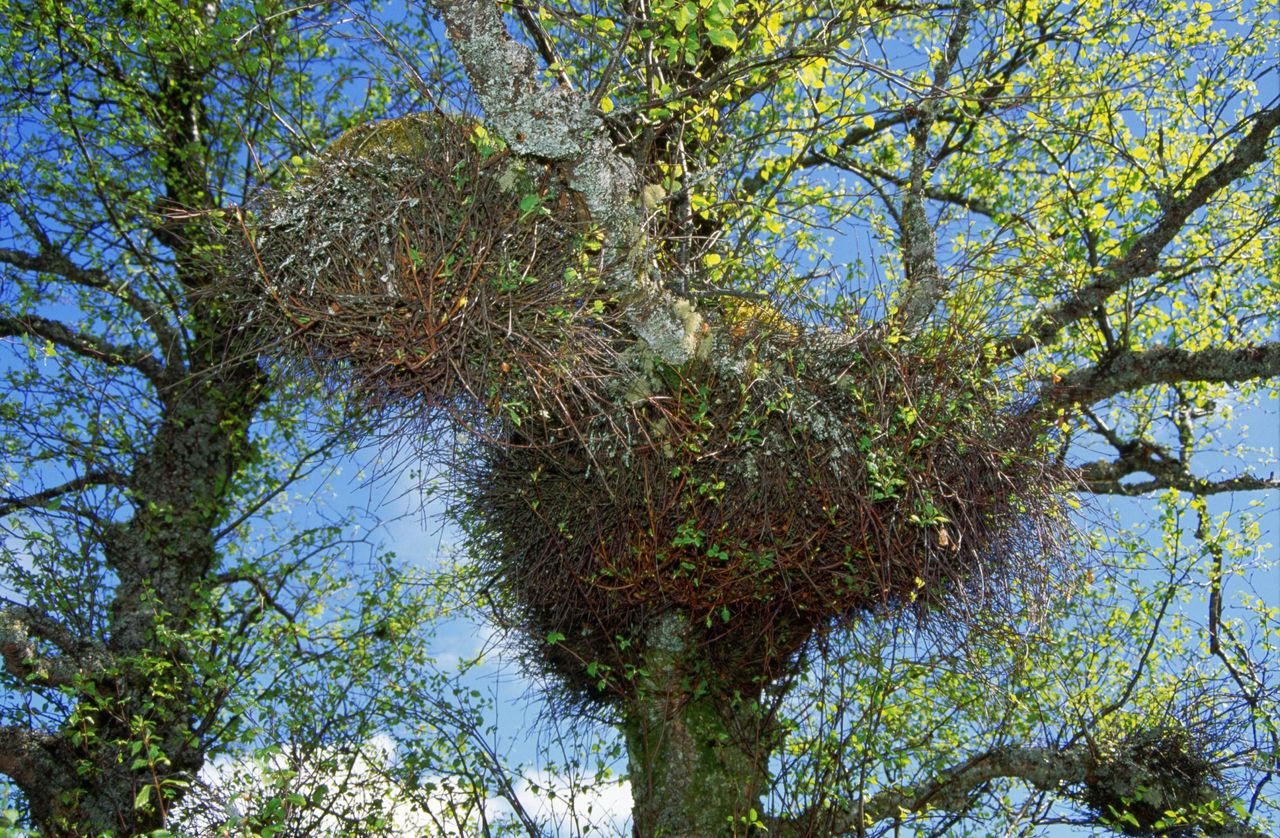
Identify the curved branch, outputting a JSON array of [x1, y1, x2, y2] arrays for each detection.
[[1078, 460, 1280, 496], [0, 725, 57, 790], [774, 743, 1270, 837], [1002, 103, 1280, 360], [0, 313, 169, 387], [1043, 342, 1280, 408]]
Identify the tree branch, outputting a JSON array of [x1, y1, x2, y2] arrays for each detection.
[[0, 312, 169, 387], [824, 154, 1010, 221], [431, 0, 636, 232], [0, 246, 183, 369], [0, 469, 129, 516], [510, 0, 572, 90], [0, 725, 56, 791], [895, 0, 974, 333], [775, 742, 1270, 837], [1002, 103, 1280, 360], [0, 604, 112, 689], [1043, 342, 1280, 408], [1078, 462, 1280, 496], [740, 8, 1065, 198], [430, 0, 715, 365]]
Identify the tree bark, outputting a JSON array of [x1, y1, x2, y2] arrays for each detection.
[[624, 615, 774, 837]]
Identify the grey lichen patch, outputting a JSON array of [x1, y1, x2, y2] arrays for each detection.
[[634, 296, 708, 365], [438, 0, 581, 158], [620, 369, 656, 406], [495, 158, 528, 193], [569, 138, 640, 238], [438, 0, 637, 232], [648, 612, 688, 657]]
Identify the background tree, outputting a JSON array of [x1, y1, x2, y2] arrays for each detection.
[[0, 0, 485, 833]]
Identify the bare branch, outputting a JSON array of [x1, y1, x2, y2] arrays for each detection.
[[211, 572, 300, 627], [775, 743, 1270, 837], [0, 469, 128, 516], [0, 604, 111, 688], [510, 0, 572, 90], [1003, 103, 1280, 360], [0, 246, 183, 369], [823, 154, 1011, 221], [1079, 463, 1280, 496]]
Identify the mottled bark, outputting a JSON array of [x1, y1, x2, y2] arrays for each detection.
[[895, 0, 974, 333], [430, 0, 711, 368], [624, 615, 774, 837]]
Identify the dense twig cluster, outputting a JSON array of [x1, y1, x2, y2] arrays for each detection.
[[1083, 720, 1228, 836], [227, 112, 619, 430], [460, 325, 1067, 701], [226, 112, 1068, 706]]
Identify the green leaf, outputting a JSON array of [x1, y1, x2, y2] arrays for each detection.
[[706, 28, 740, 50]]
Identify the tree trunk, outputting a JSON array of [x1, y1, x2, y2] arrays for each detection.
[[624, 614, 774, 837]]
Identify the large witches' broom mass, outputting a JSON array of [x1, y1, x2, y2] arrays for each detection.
[[223, 112, 1067, 703]]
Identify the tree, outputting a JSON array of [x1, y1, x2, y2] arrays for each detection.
[[234, 0, 1280, 834], [0, 0, 456, 833]]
